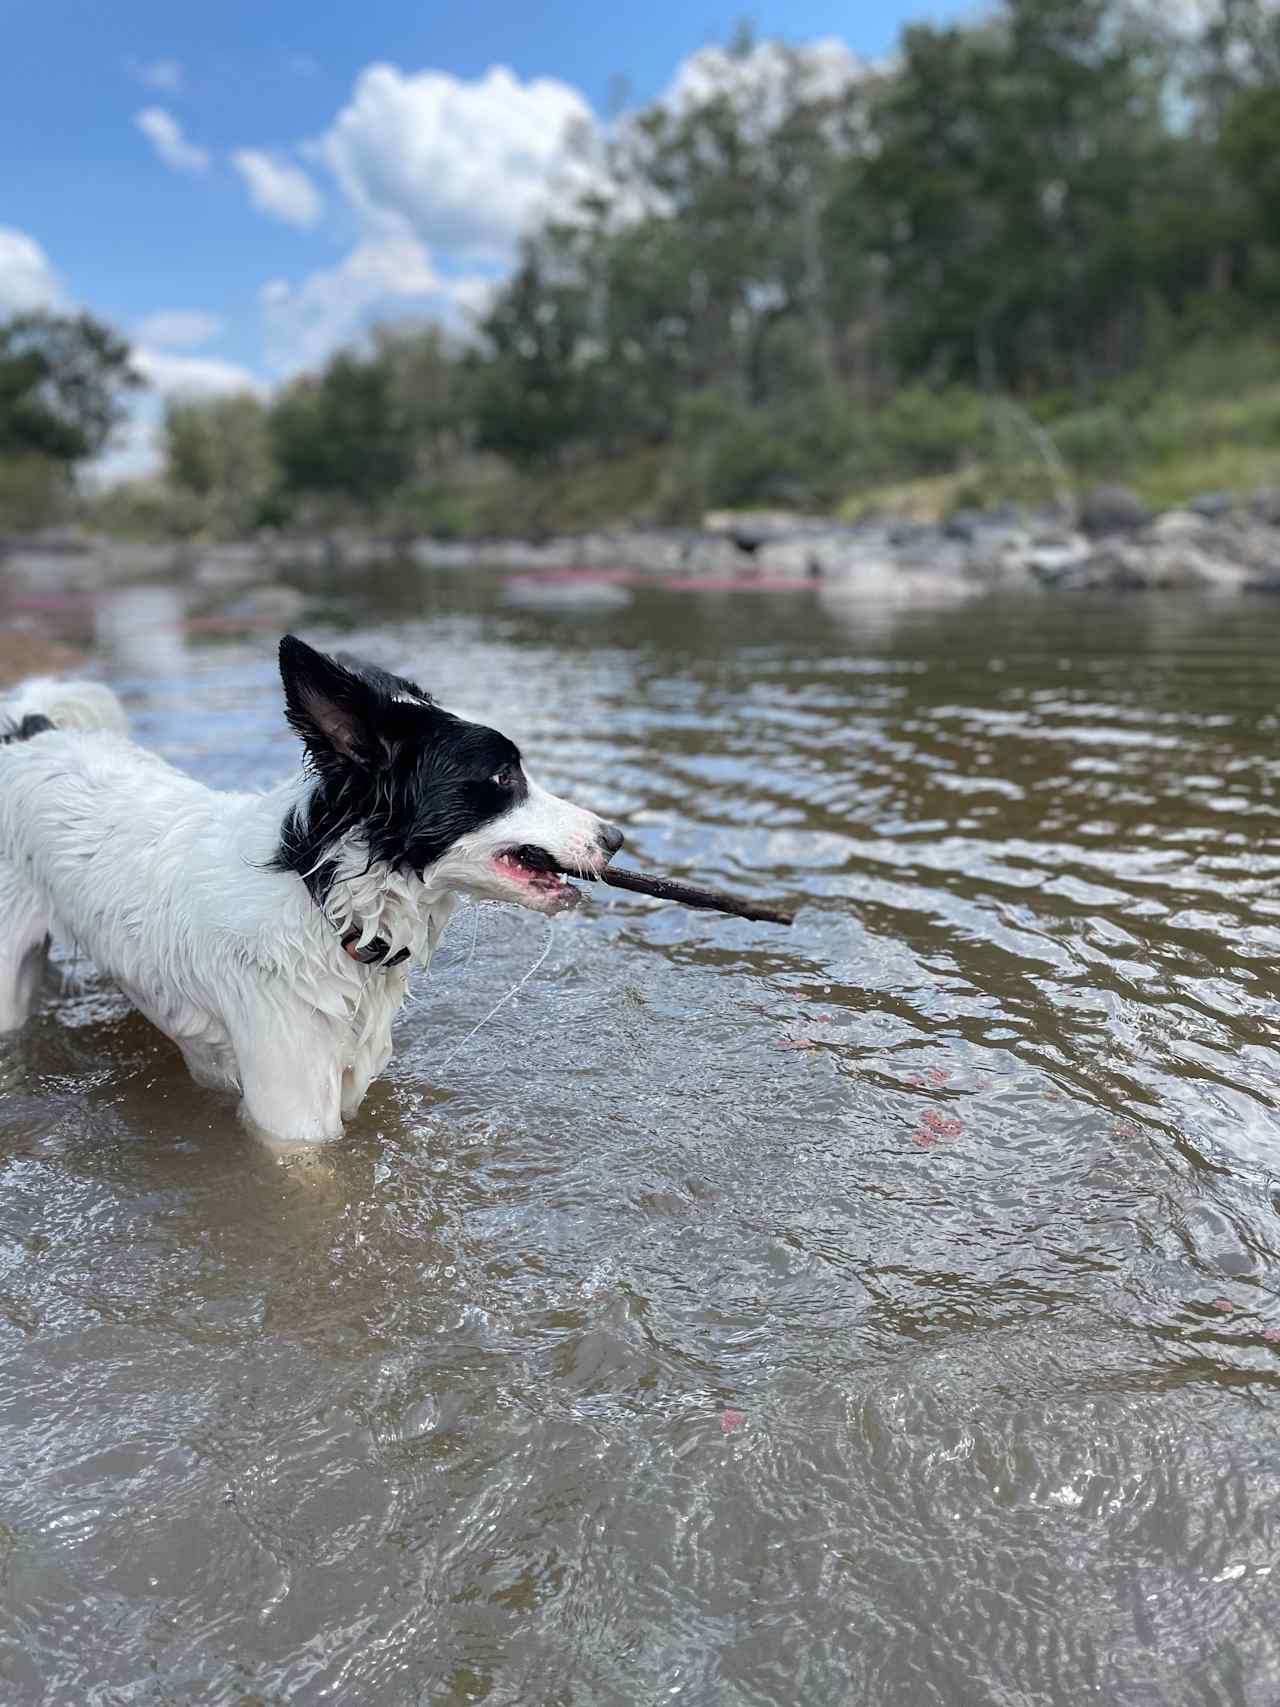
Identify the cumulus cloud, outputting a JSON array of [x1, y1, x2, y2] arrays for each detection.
[[232, 149, 324, 228], [444, 273, 498, 321], [136, 106, 209, 173], [132, 309, 223, 349], [318, 63, 594, 260], [134, 57, 184, 94], [260, 235, 453, 373], [132, 347, 261, 398], [248, 39, 868, 375], [0, 227, 64, 314]]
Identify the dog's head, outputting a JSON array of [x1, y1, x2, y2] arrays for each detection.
[[275, 635, 622, 915]]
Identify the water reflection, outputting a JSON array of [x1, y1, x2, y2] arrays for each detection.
[[92, 583, 187, 675]]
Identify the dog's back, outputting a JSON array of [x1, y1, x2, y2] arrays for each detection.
[[0, 673, 313, 1049], [3, 676, 128, 740]]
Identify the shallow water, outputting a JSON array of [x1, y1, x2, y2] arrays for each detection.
[[3, 571, 1280, 1705]]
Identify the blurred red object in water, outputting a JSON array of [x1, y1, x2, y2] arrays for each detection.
[[923, 1111, 964, 1138]]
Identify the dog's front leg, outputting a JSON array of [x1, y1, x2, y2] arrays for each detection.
[[232, 1011, 345, 1145], [341, 1012, 398, 1121], [0, 865, 51, 1033]]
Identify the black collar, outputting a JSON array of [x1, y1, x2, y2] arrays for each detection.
[[341, 928, 411, 968]]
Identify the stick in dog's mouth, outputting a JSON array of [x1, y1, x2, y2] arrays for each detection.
[[494, 846, 794, 926], [591, 866, 794, 926]]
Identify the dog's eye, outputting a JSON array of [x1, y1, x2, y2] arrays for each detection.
[[491, 767, 518, 789]]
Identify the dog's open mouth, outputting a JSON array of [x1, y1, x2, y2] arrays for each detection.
[[492, 844, 582, 911]]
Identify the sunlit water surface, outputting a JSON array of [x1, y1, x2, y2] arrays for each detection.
[[3, 570, 1280, 1706]]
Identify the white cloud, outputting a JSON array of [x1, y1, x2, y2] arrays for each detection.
[[132, 347, 262, 399], [135, 57, 184, 94], [444, 274, 498, 322], [261, 235, 454, 373], [245, 38, 867, 377], [318, 62, 594, 260], [232, 149, 324, 228], [132, 309, 223, 349], [136, 106, 209, 173], [0, 227, 64, 314]]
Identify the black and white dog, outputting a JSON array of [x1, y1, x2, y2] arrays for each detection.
[[0, 636, 622, 1143]]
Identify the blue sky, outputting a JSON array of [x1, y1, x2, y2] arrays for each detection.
[[1, 1, 961, 475]]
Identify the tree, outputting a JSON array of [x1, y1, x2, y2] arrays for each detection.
[[269, 350, 413, 509], [163, 392, 276, 536], [370, 321, 476, 476], [474, 242, 601, 468], [0, 310, 141, 467], [851, 0, 1167, 393]]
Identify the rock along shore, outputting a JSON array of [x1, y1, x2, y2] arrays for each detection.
[[3, 485, 1280, 600]]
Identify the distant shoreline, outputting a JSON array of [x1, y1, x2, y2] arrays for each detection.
[[6, 487, 1280, 602]]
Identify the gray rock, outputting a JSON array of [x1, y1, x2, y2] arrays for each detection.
[[1149, 513, 1278, 577], [943, 506, 1024, 543], [1149, 509, 1212, 540], [1079, 485, 1152, 538], [756, 529, 866, 579], [1054, 538, 1249, 592], [942, 508, 989, 544], [1250, 487, 1280, 527], [1010, 535, 1092, 585], [363, 511, 1280, 597], [1188, 491, 1236, 520]]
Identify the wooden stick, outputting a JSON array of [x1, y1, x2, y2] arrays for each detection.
[[593, 864, 794, 926]]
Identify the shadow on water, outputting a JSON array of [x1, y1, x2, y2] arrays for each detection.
[[2, 563, 1280, 1704]]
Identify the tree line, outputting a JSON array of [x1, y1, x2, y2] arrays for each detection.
[[6, 0, 1280, 536]]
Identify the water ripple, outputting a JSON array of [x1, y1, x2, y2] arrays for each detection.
[[1, 584, 1279, 1703]]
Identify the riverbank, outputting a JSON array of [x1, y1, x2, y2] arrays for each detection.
[[403, 487, 1280, 596], [6, 485, 1280, 607]]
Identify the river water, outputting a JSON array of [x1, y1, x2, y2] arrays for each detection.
[[2, 568, 1280, 1705]]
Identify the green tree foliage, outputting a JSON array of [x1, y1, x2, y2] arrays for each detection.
[[0, 310, 141, 466], [473, 243, 604, 467], [461, 0, 1280, 497], [850, 0, 1168, 390], [164, 391, 274, 535], [370, 321, 475, 475], [270, 349, 414, 509], [1221, 85, 1280, 238]]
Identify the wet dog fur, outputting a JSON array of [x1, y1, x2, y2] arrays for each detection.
[[0, 637, 622, 1143]]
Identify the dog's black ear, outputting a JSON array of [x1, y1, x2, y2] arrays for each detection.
[[278, 635, 387, 767]]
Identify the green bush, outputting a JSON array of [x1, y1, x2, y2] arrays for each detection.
[[0, 454, 70, 532], [871, 386, 988, 478], [390, 483, 476, 540], [80, 478, 204, 541], [1051, 406, 1136, 478]]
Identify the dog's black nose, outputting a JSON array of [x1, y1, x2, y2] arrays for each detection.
[[597, 822, 624, 858]]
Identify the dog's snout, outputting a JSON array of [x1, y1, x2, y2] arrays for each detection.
[[597, 822, 624, 859]]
